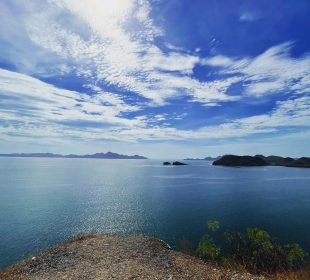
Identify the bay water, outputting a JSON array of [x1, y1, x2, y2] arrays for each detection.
[[0, 158, 309, 269]]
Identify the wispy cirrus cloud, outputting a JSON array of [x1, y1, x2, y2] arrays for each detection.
[[0, 0, 240, 106], [239, 11, 260, 22], [1, 68, 310, 145], [0, 68, 142, 128], [3, 1, 308, 108], [201, 42, 310, 97]]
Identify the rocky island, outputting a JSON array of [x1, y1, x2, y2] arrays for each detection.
[[212, 155, 267, 167], [163, 161, 188, 166], [213, 155, 310, 168]]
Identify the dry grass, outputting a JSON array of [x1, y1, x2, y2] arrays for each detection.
[[65, 233, 98, 243], [216, 257, 310, 280], [0, 261, 28, 280], [269, 267, 310, 280]]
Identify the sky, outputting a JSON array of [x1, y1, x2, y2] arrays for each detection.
[[0, 0, 309, 158]]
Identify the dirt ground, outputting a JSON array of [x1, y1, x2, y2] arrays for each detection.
[[0, 234, 266, 280]]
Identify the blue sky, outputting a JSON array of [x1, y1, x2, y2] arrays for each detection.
[[0, 0, 309, 158]]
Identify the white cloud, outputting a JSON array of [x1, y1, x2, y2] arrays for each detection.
[[1, 1, 308, 107], [202, 42, 310, 97], [201, 55, 235, 67], [189, 77, 242, 105], [115, 95, 310, 141], [0, 68, 142, 128], [1, 68, 309, 145], [0, 0, 239, 107], [0, 1, 70, 76], [239, 12, 260, 22]]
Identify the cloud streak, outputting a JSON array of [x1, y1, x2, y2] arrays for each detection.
[[201, 42, 310, 97], [1, 69, 309, 145]]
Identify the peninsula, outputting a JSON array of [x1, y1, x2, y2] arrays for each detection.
[[213, 155, 310, 168]]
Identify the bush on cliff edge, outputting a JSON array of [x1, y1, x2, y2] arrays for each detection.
[[195, 221, 307, 274]]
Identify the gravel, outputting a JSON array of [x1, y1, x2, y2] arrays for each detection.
[[0, 234, 266, 280]]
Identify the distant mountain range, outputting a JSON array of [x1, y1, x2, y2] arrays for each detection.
[[184, 156, 221, 161], [0, 152, 147, 159]]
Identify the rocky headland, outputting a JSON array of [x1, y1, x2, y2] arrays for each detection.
[[0, 234, 265, 280], [213, 155, 310, 168]]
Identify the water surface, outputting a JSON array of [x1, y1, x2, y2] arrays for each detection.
[[0, 158, 310, 269]]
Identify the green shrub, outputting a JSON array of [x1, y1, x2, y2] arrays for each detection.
[[223, 230, 249, 265], [196, 220, 308, 274], [196, 234, 221, 260], [284, 243, 307, 270], [207, 220, 220, 232], [223, 227, 307, 273]]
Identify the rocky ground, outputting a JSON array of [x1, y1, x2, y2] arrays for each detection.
[[0, 234, 266, 280]]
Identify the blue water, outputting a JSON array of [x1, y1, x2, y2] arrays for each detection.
[[0, 158, 310, 270]]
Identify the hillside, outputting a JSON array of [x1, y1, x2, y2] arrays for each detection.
[[213, 155, 310, 168], [0, 152, 147, 159], [1, 234, 264, 280]]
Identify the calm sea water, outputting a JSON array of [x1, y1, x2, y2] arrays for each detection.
[[0, 158, 310, 269]]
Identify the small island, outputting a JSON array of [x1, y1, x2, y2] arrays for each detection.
[[163, 161, 188, 166], [213, 155, 310, 168]]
